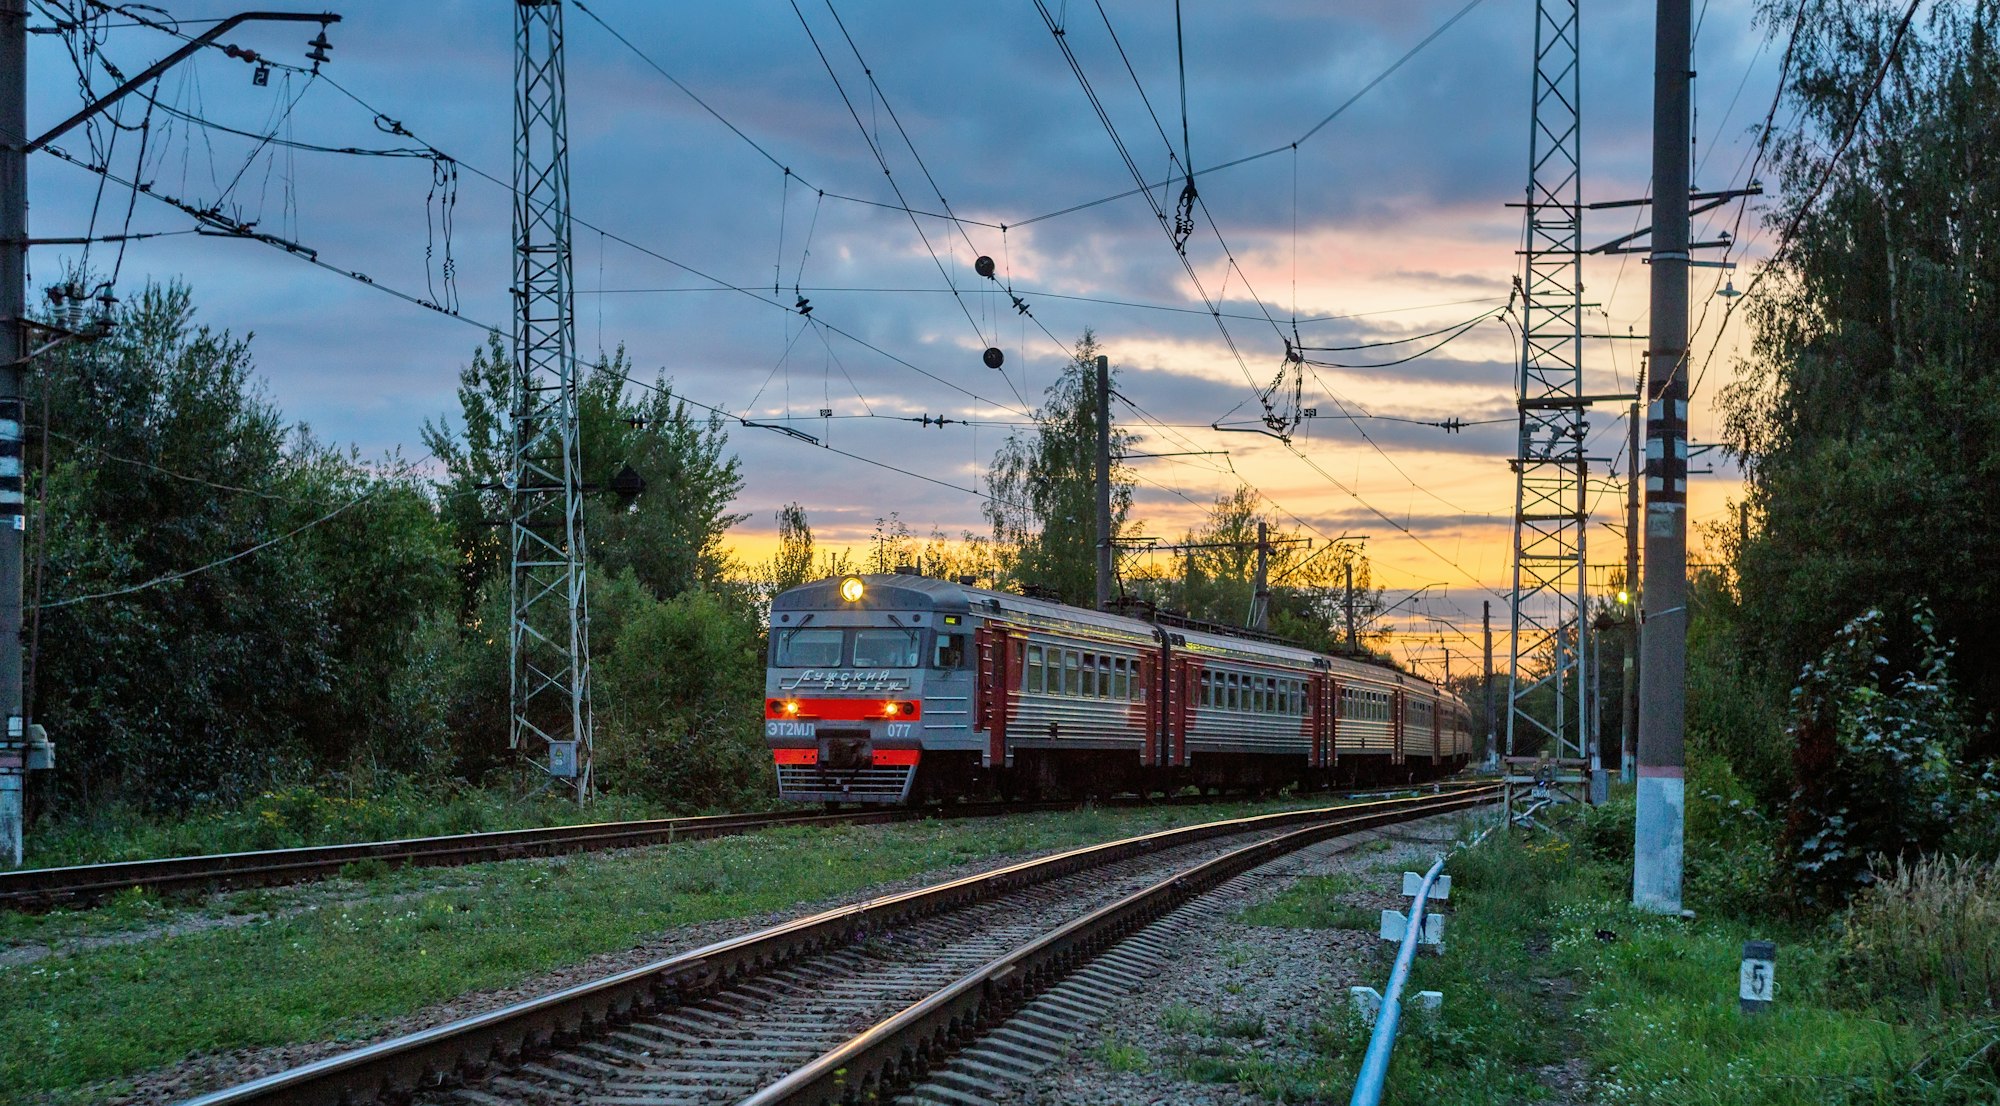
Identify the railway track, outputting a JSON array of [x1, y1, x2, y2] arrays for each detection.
[[179, 785, 1496, 1106], [0, 803, 1036, 913], [0, 781, 1482, 913]]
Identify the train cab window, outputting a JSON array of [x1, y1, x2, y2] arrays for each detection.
[[775, 628, 844, 667], [933, 633, 966, 669], [853, 628, 921, 668], [1024, 645, 1045, 692]]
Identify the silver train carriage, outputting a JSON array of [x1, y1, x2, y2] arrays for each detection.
[[764, 572, 1474, 804]]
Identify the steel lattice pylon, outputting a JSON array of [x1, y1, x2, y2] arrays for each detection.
[[511, 0, 592, 798], [1504, 0, 1589, 805]]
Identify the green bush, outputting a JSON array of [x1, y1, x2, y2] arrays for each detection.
[[1683, 759, 1784, 922], [1785, 606, 1987, 909], [594, 579, 770, 811], [1575, 791, 1635, 864]]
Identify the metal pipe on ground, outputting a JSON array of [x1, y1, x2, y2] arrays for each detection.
[[1347, 853, 1447, 1106]]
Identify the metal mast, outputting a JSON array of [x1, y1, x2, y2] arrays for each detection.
[[1505, 0, 1589, 814], [511, 0, 592, 799]]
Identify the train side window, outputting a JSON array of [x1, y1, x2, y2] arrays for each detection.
[[1200, 671, 1211, 707], [1081, 654, 1097, 698], [1025, 645, 1044, 693], [1064, 651, 1081, 697], [1227, 674, 1240, 712], [935, 633, 965, 669], [1112, 658, 1129, 700]]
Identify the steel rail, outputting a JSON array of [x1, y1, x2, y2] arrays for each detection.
[[176, 787, 1493, 1106], [4, 781, 1484, 912], [743, 789, 1496, 1105]]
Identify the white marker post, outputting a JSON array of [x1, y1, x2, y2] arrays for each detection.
[[1739, 939, 1775, 1013]]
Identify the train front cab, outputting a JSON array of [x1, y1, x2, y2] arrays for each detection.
[[765, 574, 980, 804]]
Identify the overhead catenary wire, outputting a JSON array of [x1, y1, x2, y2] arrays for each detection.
[[1010, 0, 1491, 230], [56, 4, 1515, 609]]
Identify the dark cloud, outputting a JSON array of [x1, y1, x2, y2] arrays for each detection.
[[24, 0, 1773, 585]]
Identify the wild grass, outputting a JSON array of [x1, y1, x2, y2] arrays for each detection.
[[1234, 874, 1375, 931], [24, 782, 691, 869], [1841, 854, 2000, 1015], [1091, 1030, 1149, 1072]]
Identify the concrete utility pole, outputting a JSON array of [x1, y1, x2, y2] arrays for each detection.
[[1635, 0, 1692, 914], [1483, 600, 1497, 767], [1094, 353, 1113, 611], [1249, 521, 1270, 631], [1622, 394, 1641, 782], [0, 0, 26, 866], [1344, 562, 1358, 652]]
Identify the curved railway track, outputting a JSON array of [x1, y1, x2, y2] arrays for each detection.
[[178, 785, 1496, 1106], [0, 782, 1481, 913]]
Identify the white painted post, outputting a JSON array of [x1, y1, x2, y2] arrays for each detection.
[[1739, 939, 1775, 1013]]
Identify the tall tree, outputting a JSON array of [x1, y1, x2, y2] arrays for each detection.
[[1720, 0, 2000, 743], [424, 344, 748, 606], [31, 284, 454, 809], [768, 502, 816, 594], [984, 331, 1137, 605]]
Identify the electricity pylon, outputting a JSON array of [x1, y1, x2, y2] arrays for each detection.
[[1504, 0, 1590, 816], [510, 0, 592, 798]]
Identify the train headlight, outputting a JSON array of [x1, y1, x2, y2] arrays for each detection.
[[839, 576, 866, 603], [784, 700, 801, 715]]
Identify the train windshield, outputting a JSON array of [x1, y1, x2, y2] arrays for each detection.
[[771, 626, 924, 668], [853, 628, 922, 668], [774, 628, 844, 667]]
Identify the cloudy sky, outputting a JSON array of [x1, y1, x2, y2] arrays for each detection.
[[27, 0, 1781, 672]]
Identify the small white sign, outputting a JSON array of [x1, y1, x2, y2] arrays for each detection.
[[1739, 957, 1774, 1002], [1739, 939, 1777, 1011]]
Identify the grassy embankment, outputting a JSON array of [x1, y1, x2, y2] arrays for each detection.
[[1153, 779, 1999, 1104], [22, 783, 708, 870], [6, 795, 1350, 1106]]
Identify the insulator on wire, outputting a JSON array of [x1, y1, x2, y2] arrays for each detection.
[[974, 255, 996, 279], [982, 347, 1005, 369]]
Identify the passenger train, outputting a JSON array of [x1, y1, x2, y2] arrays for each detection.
[[764, 570, 1474, 804]]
